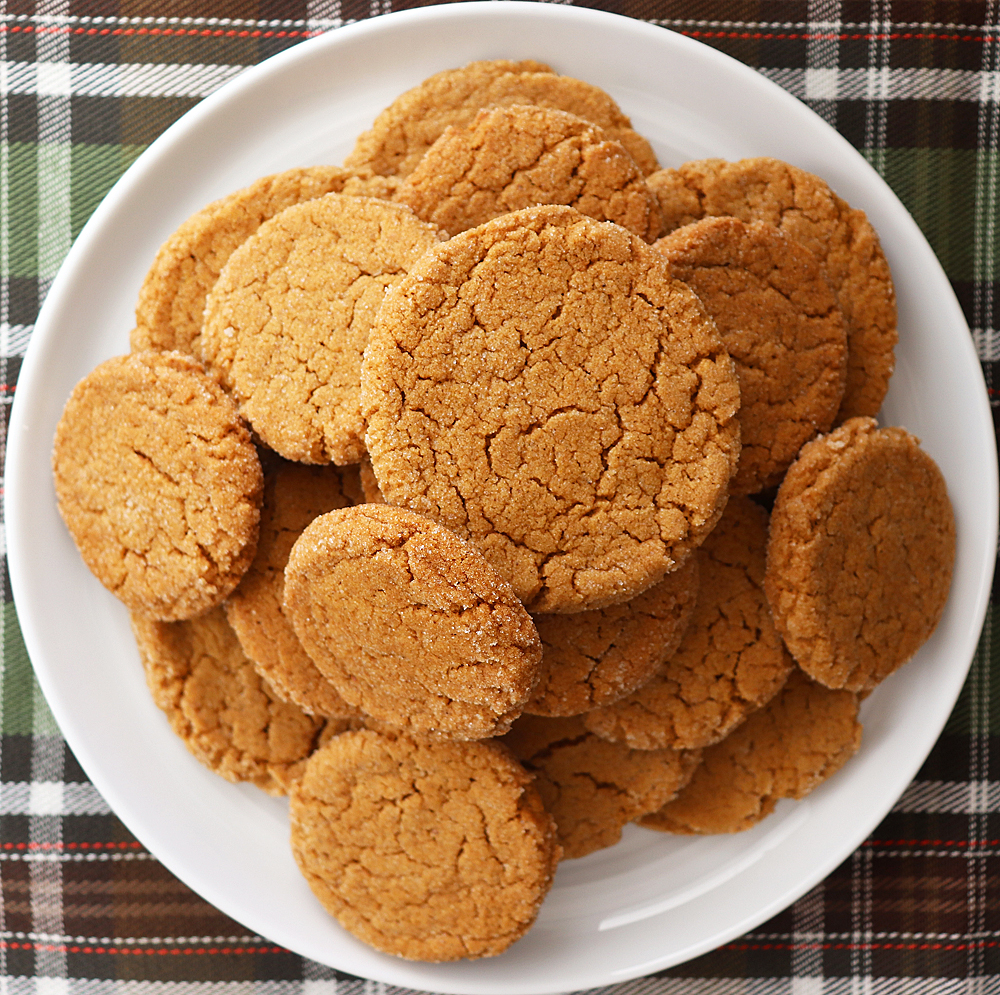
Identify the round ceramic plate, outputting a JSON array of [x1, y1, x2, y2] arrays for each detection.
[[6, 3, 997, 993]]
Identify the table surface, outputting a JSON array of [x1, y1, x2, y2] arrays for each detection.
[[2, 1, 999, 992]]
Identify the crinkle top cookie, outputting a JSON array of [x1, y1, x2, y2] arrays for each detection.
[[361, 205, 741, 613]]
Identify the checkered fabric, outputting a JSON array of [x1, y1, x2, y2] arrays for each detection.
[[2, 0, 999, 992]]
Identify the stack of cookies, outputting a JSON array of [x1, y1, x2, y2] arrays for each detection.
[[51, 59, 956, 962]]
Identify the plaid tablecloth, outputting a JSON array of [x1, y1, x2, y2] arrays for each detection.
[[2, 1, 998, 992]]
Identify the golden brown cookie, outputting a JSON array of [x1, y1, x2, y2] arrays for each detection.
[[200, 194, 441, 466], [362, 205, 741, 614], [526, 554, 699, 717], [283, 504, 543, 739], [647, 157, 896, 422], [765, 417, 956, 692], [655, 216, 848, 494], [395, 104, 661, 241], [289, 728, 560, 961], [583, 495, 794, 750], [640, 668, 861, 834], [503, 714, 701, 858], [132, 607, 323, 794], [132, 166, 399, 356], [345, 59, 657, 179], [225, 459, 364, 719], [52, 351, 262, 621]]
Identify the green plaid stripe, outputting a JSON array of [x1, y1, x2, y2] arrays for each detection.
[[3, 1, 1000, 991]]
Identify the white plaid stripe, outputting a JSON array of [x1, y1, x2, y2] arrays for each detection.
[[892, 779, 1000, 813], [0, 781, 110, 816]]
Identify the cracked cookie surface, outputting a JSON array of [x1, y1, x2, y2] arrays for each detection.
[[200, 194, 442, 465], [361, 205, 741, 614], [583, 495, 794, 750], [765, 417, 956, 692], [52, 351, 262, 621], [289, 728, 560, 960], [283, 504, 542, 739]]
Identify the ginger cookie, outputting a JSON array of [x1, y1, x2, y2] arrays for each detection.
[[640, 668, 861, 834], [345, 59, 657, 179], [132, 607, 323, 795], [647, 157, 896, 422], [395, 104, 661, 241], [289, 728, 560, 960], [200, 194, 442, 466], [283, 504, 543, 739], [583, 495, 794, 751], [655, 216, 848, 494], [765, 417, 956, 693], [225, 459, 364, 719], [132, 166, 399, 357], [52, 351, 262, 621], [503, 713, 701, 858], [362, 205, 741, 614], [526, 554, 699, 717]]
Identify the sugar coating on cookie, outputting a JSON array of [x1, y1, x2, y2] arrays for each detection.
[[289, 728, 560, 961], [583, 495, 794, 750], [396, 104, 661, 241], [503, 713, 701, 858], [52, 351, 262, 621], [640, 668, 861, 834], [225, 459, 364, 719], [526, 554, 699, 717], [132, 607, 323, 794], [647, 157, 896, 422], [655, 216, 848, 494], [362, 205, 741, 614], [283, 504, 543, 739], [132, 166, 399, 356], [200, 195, 442, 465], [346, 59, 658, 179], [765, 417, 956, 692]]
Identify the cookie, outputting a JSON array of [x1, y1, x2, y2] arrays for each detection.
[[200, 194, 442, 465], [289, 728, 560, 960], [395, 104, 661, 241], [655, 216, 848, 493], [647, 157, 897, 421], [765, 417, 956, 692], [503, 713, 701, 858], [583, 495, 794, 750], [526, 553, 699, 717], [225, 459, 364, 719], [345, 59, 658, 179], [283, 504, 543, 739], [362, 205, 741, 614], [132, 607, 323, 795], [132, 166, 399, 356], [52, 350, 262, 621], [640, 668, 861, 834]]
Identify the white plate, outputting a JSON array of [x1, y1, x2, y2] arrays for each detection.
[[6, 4, 997, 992]]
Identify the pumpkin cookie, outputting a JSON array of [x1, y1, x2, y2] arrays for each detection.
[[503, 714, 701, 858], [132, 607, 323, 794], [225, 459, 364, 719], [396, 104, 661, 241], [200, 195, 442, 465], [132, 166, 399, 356], [640, 668, 861, 834], [289, 728, 560, 960], [647, 157, 896, 421], [362, 205, 741, 613], [52, 351, 262, 621], [655, 216, 848, 493], [283, 504, 543, 739], [584, 496, 794, 750], [346, 59, 657, 179], [526, 554, 699, 717], [765, 417, 956, 692]]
